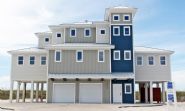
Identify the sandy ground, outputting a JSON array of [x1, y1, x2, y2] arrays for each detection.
[[0, 100, 185, 111]]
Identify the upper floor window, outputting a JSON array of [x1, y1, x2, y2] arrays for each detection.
[[30, 56, 35, 65], [124, 50, 131, 60], [125, 83, 132, 94], [98, 50, 104, 62], [41, 56, 46, 65], [55, 50, 61, 62], [136, 56, 143, 66], [113, 50, 120, 60], [113, 14, 120, 21], [113, 26, 120, 36], [70, 28, 76, 37], [18, 56, 24, 65], [84, 28, 91, 37], [124, 26, 131, 36], [123, 15, 130, 21], [76, 50, 83, 62], [56, 33, 61, 38], [148, 56, 154, 65], [45, 37, 49, 42], [160, 56, 166, 65], [100, 29, 106, 35]]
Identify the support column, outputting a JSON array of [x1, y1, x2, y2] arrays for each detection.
[[162, 82, 166, 104], [110, 79, 112, 104], [9, 80, 14, 103], [16, 81, 21, 102], [156, 83, 160, 88], [36, 82, 39, 102], [30, 81, 34, 103], [22, 82, 26, 102], [145, 83, 148, 103], [41, 82, 44, 102], [150, 81, 153, 104]]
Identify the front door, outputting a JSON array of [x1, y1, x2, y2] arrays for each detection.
[[113, 84, 122, 103]]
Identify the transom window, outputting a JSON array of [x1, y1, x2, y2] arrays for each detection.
[[136, 56, 143, 66], [124, 50, 131, 60], [84, 28, 91, 37], [45, 38, 49, 42], [30, 56, 35, 65], [148, 56, 154, 65], [56, 33, 61, 38], [55, 50, 61, 62], [70, 28, 76, 37], [76, 50, 83, 62], [113, 26, 120, 36], [125, 83, 132, 94], [160, 56, 166, 65], [18, 56, 24, 65], [113, 50, 120, 60], [124, 15, 130, 21], [100, 29, 106, 35], [98, 50, 104, 62], [124, 26, 131, 36], [41, 56, 46, 65], [113, 14, 120, 21]]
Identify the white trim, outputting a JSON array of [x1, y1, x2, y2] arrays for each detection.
[[17, 55, 24, 66], [99, 28, 106, 35], [136, 56, 143, 66], [113, 14, 120, 21], [123, 14, 131, 21], [113, 26, 120, 36], [111, 23, 133, 26], [124, 26, 131, 36], [125, 83, 132, 94], [64, 28, 66, 43], [98, 50, 105, 62], [109, 49, 111, 73], [124, 50, 131, 60], [52, 83, 76, 103], [159, 55, 167, 66], [29, 55, 35, 65], [147, 55, 155, 66], [113, 50, 120, 60], [76, 50, 83, 62], [55, 50, 61, 62], [84, 28, 91, 37], [56, 32, 62, 38], [70, 28, 76, 37], [40, 55, 47, 66]]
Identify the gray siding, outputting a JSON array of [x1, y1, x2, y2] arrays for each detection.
[[135, 53, 172, 81], [111, 13, 132, 24], [65, 28, 96, 43], [47, 79, 110, 103], [38, 35, 52, 48], [51, 28, 65, 44], [48, 50, 110, 74], [96, 24, 110, 43]]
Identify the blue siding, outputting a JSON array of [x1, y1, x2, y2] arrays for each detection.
[[111, 25, 133, 72], [112, 79, 134, 103]]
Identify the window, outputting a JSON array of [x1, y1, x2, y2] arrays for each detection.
[[124, 26, 131, 36], [98, 50, 104, 62], [56, 33, 61, 38], [41, 56, 46, 65], [70, 28, 76, 37], [100, 29, 106, 35], [84, 28, 91, 37], [45, 38, 49, 42], [113, 50, 120, 60], [124, 50, 131, 60], [125, 83, 132, 94], [76, 50, 83, 62], [113, 26, 120, 36], [30, 56, 35, 65], [113, 14, 120, 21], [148, 56, 154, 65], [123, 15, 130, 21], [18, 56, 24, 65], [136, 56, 143, 66], [55, 50, 61, 62], [160, 56, 166, 65]]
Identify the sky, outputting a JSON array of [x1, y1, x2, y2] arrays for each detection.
[[0, 0, 185, 91]]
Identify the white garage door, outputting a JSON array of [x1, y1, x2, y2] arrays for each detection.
[[52, 83, 75, 103], [79, 83, 102, 103]]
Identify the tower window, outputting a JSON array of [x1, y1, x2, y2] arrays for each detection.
[[124, 15, 130, 21], [113, 14, 120, 21]]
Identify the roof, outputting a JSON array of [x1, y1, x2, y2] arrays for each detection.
[[8, 47, 48, 54], [48, 73, 134, 79], [134, 46, 174, 54]]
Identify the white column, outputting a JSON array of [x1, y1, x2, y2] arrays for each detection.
[[9, 80, 14, 103], [145, 83, 148, 103], [30, 81, 34, 103], [41, 82, 44, 102], [162, 82, 166, 104], [156, 83, 160, 88], [16, 81, 21, 102], [149, 81, 153, 104], [109, 79, 112, 104], [22, 82, 26, 102], [36, 82, 39, 102]]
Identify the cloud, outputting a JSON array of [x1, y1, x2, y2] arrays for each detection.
[[0, 75, 10, 90], [172, 70, 185, 91]]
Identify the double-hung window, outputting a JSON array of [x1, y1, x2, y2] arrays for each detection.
[[55, 50, 61, 62], [148, 56, 154, 65], [123, 15, 130, 21], [124, 26, 131, 36], [125, 83, 132, 94], [18, 56, 24, 65], [30, 56, 35, 65], [113, 26, 120, 36], [160, 56, 166, 65], [98, 50, 104, 62], [113, 14, 120, 21], [70, 28, 76, 37], [41, 56, 46, 65], [136, 56, 143, 66], [84, 28, 91, 37], [113, 50, 120, 60], [76, 50, 83, 62], [124, 50, 131, 60]]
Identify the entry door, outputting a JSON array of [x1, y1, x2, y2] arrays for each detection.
[[113, 84, 122, 103]]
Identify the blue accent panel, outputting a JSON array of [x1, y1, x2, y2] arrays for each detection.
[[112, 79, 134, 103], [111, 25, 133, 72]]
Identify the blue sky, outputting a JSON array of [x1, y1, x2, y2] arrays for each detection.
[[0, 0, 185, 90]]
